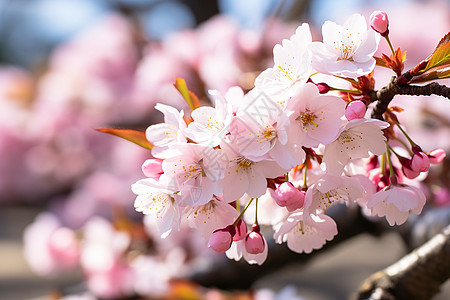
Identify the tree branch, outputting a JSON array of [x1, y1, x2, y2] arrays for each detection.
[[371, 77, 450, 120], [354, 224, 450, 300]]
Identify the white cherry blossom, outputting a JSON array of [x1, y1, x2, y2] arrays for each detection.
[[220, 137, 287, 202], [274, 212, 337, 254], [303, 174, 365, 216], [323, 118, 389, 175], [310, 14, 380, 78], [145, 103, 187, 158], [255, 23, 313, 102], [131, 178, 180, 239]]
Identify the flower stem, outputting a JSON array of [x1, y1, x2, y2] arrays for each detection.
[[384, 36, 396, 56], [393, 120, 417, 147], [329, 87, 362, 94], [254, 198, 259, 225], [303, 163, 308, 189], [385, 141, 396, 184], [233, 198, 254, 227]]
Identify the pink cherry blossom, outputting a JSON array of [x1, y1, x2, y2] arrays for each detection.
[[369, 11, 389, 36], [366, 184, 427, 226], [274, 212, 338, 254], [185, 197, 239, 240], [160, 143, 224, 206], [323, 118, 389, 175], [285, 83, 346, 148], [226, 238, 269, 265], [303, 174, 365, 216], [310, 14, 380, 78]]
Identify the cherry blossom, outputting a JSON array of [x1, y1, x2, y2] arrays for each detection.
[[254, 23, 312, 102], [303, 174, 365, 216], [145, 103, 187, 158], [274, 212, 338, 254], [285, 82, 346, 148], [323, 118, 389, 175], [185, 196, 239, 240], [131, 178, 180, 238], [366, 184, 427, 226], [220, 137, 287, 202], [160, 143, 224, 206], [310, 13, 380, 78]]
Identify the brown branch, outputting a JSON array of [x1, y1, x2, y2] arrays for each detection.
[[370, 77, 450, 120], [354, 224, 450, 300]]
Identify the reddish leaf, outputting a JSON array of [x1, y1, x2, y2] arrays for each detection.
[[96, 128, 153, 150], [173, 77, 200, 111], [410, 64, 450, 83]]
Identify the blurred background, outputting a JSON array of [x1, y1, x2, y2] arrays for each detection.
[[0, 0, 450, 299]]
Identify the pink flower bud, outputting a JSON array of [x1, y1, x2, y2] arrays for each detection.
[[428, 148, 446, 164], [273, 182, 305, 210], [411, 152, 430, 172], [345, 101, 366, 121], [233, 219, 247, 241], [369, 11, 389, 36], [208, 229, 233, 253], [316, 82, 330, 94], [402, 165, 420, 179], [245, 225, 265, 255], [141, 159, 163, 179]]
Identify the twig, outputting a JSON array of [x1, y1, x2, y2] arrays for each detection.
[[371, 77, 450, 120]]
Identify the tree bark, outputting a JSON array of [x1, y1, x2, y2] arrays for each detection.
[[354, 224, 450, 300]]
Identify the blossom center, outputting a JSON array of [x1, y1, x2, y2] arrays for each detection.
[[183, 163, 204, 178], [296, 110, 319, 128], [260, 125, 277, 142], [235, 156, 254, 172]]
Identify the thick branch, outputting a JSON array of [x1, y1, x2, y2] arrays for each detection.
[[354, 224, 450, 300], [371, 77, 450, 120]]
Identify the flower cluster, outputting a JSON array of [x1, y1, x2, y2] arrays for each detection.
[[130, 12, 447, 265]]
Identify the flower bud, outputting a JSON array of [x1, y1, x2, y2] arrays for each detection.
[[233, 219, 247, 241], [316, 82, 330, 94], [410, 152, 430, 172], [402, 165, 420, 179], [428, 148, 446, 164], [345, 100, 366, 121], [273, 182, 305, 211], [208, 228, 233, 253], [245, 225, 265, 255], [141, 159, 163, 179], [369, 11, 389, 36]]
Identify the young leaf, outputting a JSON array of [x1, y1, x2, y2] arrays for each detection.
[[424, 32, 450, 71], [173, 77, 200, 111], [410, 64, 450, 83], [96, 128, 153, 150]]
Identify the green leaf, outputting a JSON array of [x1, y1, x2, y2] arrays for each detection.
[[424, 32, 450, 71], [95, 128, 153, 150]]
